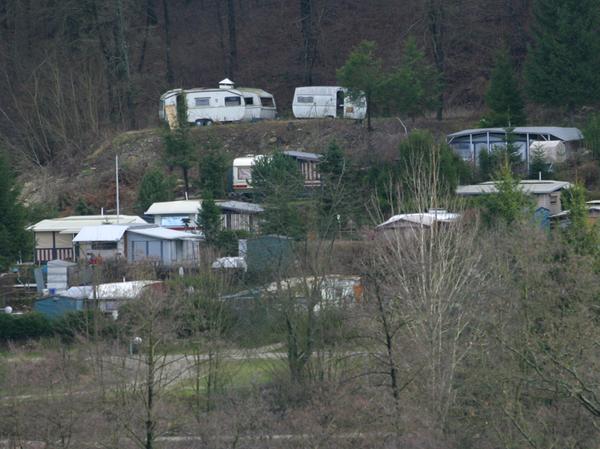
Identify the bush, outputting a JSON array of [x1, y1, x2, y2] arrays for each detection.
[[0, 313, 54, 341]]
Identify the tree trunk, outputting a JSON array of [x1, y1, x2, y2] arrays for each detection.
[[226, 0, 237, 79], [427, 0, 445, 120], [162, 0, 174, 84], [214, 0, 227, 73], [300, 0, 316, 85], [114, 0, 135, 128], [138, 0, 157, 73]]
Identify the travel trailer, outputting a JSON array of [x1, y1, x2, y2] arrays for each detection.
[[292, 86, 367, 120], [232, 151, 321, 191], [159, 79, 277, 127]]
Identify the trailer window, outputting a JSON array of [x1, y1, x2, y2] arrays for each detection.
[[297, 96, 314, 103], [260, 97, 275, 107], [244, 97, 254, 105], [237, 167, 252, 180], [194, 97, 210, 107], [225, 96, 241, 106]]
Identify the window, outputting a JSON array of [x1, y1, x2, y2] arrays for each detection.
[[225, 96, 241, 106], [260, 97, 275, 107], [550, 194, 558, 205], [161, 215, 192, 227], [91, 242, 117, 250], [194, 97, 210, 107], [244, 97, 254, 105], [237, 167, 252, 180], [297, 96, 314, 103]]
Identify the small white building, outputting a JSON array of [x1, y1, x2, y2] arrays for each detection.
[[144, 199, 263, 232], [28, 215, 147, 263], [292, 86, 366, 119], [456, 180, 573, 215], [159, 79, 277, 127]]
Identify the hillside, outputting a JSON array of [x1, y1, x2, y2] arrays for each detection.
[[19, 115, 478, 215]]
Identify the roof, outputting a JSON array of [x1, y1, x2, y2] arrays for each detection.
[[61, 281, 161, 300], [29, 215, 147, 233], [237, 87, 272, 96], [144, 200, 202, 216], [216, 200, 264, 213], [447, 127, 583, 142], [283, 150, 322, 162], [377, 212, 460, 229], [233, 155, 265, 167], [73, 225, 129, 243], [128, 227, 201, 240], [295, 86, 343, 95], [456, 180, 573, 196]]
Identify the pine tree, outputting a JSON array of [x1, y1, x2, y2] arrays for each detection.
[[251, 152, 306, 238], [337, 40, 384, 130], [164, 93, 195, 194], [480, 163, 531, 227], [383, 37, 439, 120], [482, 47, 526, 127], [197, 146, 228, 198], [136, 168, 175, 214], [0, 151, 32, 270], [197, 196, 222, 245], [525, 0, 600, 111]]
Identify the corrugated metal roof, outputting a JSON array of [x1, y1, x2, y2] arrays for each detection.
[[283, 150, 322, 161], [447, 127, 583, 142], [73, 225, 129, 242], [62, 280, 161, 300], [216, 200, 264, 213], [377, 212, 460, 229], [456, 180, 572, 196], [29, 215, 146, 232], [144, 200, 202, 216], [128, 227, 201, 240]]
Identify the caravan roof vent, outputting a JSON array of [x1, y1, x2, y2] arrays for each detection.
[[219, 78, 235, 89]]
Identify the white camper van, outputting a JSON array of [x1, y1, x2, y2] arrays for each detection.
[[292, 86, 367, 120], [159, 79, 277, 127]]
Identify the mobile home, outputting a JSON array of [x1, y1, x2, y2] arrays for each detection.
[[159, 79, 277, 127], [232, 151, 322, 191], [292, 86, 366, 120]]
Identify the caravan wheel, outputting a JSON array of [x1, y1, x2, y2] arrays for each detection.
[[195, 119, 213, 127]]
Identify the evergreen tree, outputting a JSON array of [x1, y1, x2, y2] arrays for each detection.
[[482, 47, 526, 127], [197, 196, 222, 245], [164, 93, 195, 194], [528, 146, 551, 180], [75, 198, 95, 215], [197, 146, 228, 198], [561, 183, 599, 256], [383, 37, 439, 120], [479, 163, 531, 226], [251, 152, 306, 238], [0, 151, 32, 270], [398, 130, 470, 195], [525, 0, 600, 111], [136, 168, 175, 214], [337, 40, 384, 130], [583, 113, 600, 161]]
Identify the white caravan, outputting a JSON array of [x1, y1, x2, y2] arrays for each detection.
[[292, 86, 367, 120], [159, 79, 277, 127], [232, 151, 322, 191]]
